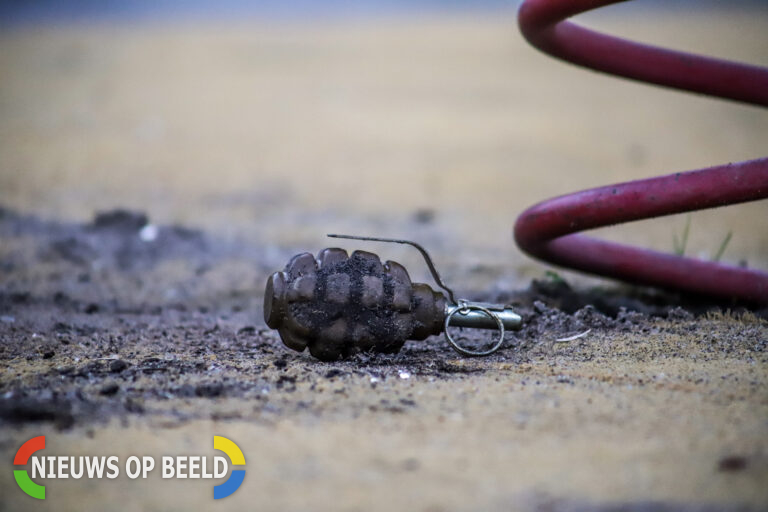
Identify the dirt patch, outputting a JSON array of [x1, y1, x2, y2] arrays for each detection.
[[1, 208, 765, 432], [0, 210, 766, 511]]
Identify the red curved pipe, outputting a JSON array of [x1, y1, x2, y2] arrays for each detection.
[[514, 0, 768, 303]]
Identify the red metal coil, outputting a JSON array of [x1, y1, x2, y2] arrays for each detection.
[[513, 0, 768, 303]]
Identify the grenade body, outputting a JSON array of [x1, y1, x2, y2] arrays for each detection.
[[264, 248, 446, 361]]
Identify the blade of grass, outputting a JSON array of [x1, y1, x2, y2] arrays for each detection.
[[673, 214, 691, 256], [712, 231, 733, 262]]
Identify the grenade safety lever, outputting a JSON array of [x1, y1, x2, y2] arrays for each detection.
[[263, 234, 522, 361]]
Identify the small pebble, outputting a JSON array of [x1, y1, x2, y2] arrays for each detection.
[[100, 382, 120, 396], [718, 455, 748, 472], [110, 360, 129, 373], [139, 224, 159, 242]]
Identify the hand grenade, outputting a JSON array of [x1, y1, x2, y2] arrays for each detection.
[[264, 236, 522, 361]]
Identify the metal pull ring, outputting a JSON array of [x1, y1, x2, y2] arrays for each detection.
[[444, 303, 505, 357]]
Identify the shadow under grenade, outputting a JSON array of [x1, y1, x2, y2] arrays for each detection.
[[264, 235, 522, 361]]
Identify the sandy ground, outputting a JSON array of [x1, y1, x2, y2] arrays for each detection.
[[1, 7, 768, 512]]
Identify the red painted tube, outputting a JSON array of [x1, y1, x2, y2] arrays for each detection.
[[514, 0, 768, 303]]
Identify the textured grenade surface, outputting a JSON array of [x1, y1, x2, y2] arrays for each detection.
[[264, 248, 446, 361]]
